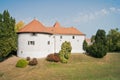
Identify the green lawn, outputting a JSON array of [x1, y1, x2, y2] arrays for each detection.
[[0, 53, 120, 80]]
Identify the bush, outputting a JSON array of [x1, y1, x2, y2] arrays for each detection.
[[59, 41, 72, 63], [86, 29, 107, 58], [46, 53, 60, 62], [87, 43, 107, 58], [59, 50, 68, 63], [29, 58, 38, 66], [26, 57, 30, 61], [16, 59, 28, 68]]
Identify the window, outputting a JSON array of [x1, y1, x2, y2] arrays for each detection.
[[31, 33, 37, 36], [53, 36, 55, 38], [48, 41, 50, 45], [28, 41, 35, 45], [72, 36, 75, 39], [60, 36, 62, 39]]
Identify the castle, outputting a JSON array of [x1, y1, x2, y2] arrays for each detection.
[[17, 19, 85, 58]]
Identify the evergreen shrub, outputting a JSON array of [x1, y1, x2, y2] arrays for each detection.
[[59, 41, 72, 63]]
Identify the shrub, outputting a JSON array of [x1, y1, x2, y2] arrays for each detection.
[[46, 53, 60, 62], [88, 43, 107, 58], [29, 58, 38, 66], [26, 57, 30, 61], [87, 43, 107, 58], [83, 40, 88, 51], [86, 29, 107, 58], [16, 59, 28, 68], [59, 50, 68, 63], [59, 41, 72, 63]]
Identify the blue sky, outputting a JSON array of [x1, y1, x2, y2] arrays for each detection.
[[0, 0, 120, 38]]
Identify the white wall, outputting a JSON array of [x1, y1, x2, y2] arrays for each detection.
[[17, 33, 54, 58], [54, 34, 85, 53], [17, 33, 85, 58]]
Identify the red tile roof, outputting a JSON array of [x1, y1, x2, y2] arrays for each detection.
[[18, 19, 85, 35], [18, 19, 50, 33]]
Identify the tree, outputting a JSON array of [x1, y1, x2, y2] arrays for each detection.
[[59, 41, 72, 63], [0, 10, 17, 60], [107, 28, 120, 52], [95, 29, 107, 45], [91, 35, 95, 43], [86, 29, 107, 58], [15, 21, 25, 32], [87, 43, 107, 58]]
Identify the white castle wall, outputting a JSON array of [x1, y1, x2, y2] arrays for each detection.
[[17, 33, 54, 58], [54, 34, 85, 53], [17, 33, 85, 58]]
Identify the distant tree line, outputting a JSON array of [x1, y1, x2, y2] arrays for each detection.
[[83, 28, 120, 58], [0, 10, 17, 61]]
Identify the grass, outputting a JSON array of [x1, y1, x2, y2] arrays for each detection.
[[0, 53, 120, 80]]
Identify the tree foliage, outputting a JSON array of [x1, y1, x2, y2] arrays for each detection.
[[59, 41, 72, 63], [86, 29, 107, 58], [87, 43, 107, 58], [107, 28, 120, 52], [95, 29, 107, 45], [91, 35, 95, 43], [15, 21, 25, 32], [0, 10, 17, 59]]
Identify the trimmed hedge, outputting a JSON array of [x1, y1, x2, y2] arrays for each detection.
[[16, 59, 28, 68]]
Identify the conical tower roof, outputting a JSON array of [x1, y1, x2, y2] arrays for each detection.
[[18, 19, 47, 33]]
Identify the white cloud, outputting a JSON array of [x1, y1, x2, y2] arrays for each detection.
[[73, 7, 120, 24], [110, 7, 116, 12], [101, 9, 109, 15], [109, 7, 120, 13], [73, 8, 109, 24]]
